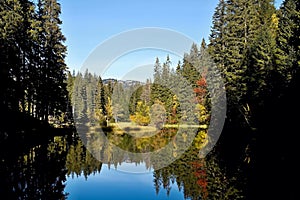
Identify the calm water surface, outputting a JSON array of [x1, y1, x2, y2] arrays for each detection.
[[65, 164, 185, 200], [0, 129, 243, 199]]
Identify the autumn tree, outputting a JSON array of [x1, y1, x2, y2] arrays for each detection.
[[130, 100, 150, 126]]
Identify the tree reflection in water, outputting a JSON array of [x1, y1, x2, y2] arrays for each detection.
[[0, 136, 69, 199], [0, 128, 243, 199]]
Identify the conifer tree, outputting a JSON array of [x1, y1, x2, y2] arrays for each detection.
[[0, 0, 68, 123], [37, 0, 68, 121], [276, 0, 300, 88]]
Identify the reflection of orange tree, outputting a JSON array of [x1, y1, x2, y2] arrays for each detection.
[[152, 139, 243, 200], [191, 160, 208, 200], [193, 75, 210, 150]]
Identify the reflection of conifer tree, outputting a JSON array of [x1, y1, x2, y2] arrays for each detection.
[[66, 136, 102, 179], [0, 136, 69, 199], [152, 145, 243, 200]]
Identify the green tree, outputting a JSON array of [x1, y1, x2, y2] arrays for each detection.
[[209, 0, 227, 72], [153, 57, 161, 82], [276, 0, 300, 89], [66, 71, 75, 102], [105, 96, 113, 125], [36, 0, 68, 121], [0, 0, 27, 112], [151, 57, 164, 106], [111, 81, 129, 122], [169, 95, 180, 124], [208, 0, 279, 178], [209, 0, 277, 126], [140, 79, 151, 104], [95, 76, 107, 119], [129, 83, 143, 114], [247, 2, 278, 106], [150, 99, 166, 128], [0, 0, 68, 124]]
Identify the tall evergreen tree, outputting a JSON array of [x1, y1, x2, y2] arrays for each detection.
[[140, 79, 151, 104], [36, 0, 68, 121], [0, 0, 24, 111], [153, 57, 161, 82], [222, 0, 259, 108], [181, 45, 201, 89], [151, 57, 163, 105], [208, 0, 280, 174], [247, 1, 277, 106], [276, 0, 300, 88], [1, 0, 68, 124], [209, 0, 227, 72], [209, 0, 272, 125]]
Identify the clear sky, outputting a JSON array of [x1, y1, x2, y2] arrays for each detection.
[[60, 0, 284, 79]]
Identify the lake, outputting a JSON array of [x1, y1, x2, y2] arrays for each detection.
[[0, 128, 243, 200]]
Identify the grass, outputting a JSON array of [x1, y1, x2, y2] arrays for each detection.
[[110, 122, 157, 137], [106, 122, 208, 137], [85, 120, 208, 138], [164, 124, 208, 129]]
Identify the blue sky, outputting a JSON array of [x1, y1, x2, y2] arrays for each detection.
[[60, 0, 284, 79]]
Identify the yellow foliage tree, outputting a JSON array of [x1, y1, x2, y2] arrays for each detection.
[[130, 101, 150, 126]]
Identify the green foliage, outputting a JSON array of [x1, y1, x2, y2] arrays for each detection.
[[105, 96, 113, 123], [209, 0, 279, 126], [150, 99, 166, 128], [66, 137, 102, 179], [72, 70, 118, 126], [111, 81, 130, 122], [208, 1, 300, 199], [0, 0, 68, 122], [169, 95, 180, 124], [129, 83, 143, 114], [153, 146, 244, 200], [276, 0, 300, 89]]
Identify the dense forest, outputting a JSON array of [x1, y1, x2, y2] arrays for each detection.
[[0, 0, 71, 135], [1, 0, 300, 199], [209, 0, 300, 199], [69, 48, 211, 127]]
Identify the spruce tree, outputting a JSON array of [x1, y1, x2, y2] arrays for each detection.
[[276, 0, 300, 88], [247, 1, 277, 105], [37, 0, 67, 121], [209, 0, 227, 72], [0, 0, 23, 111]]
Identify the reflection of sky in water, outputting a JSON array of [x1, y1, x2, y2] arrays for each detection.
[[65, 164, 186, 200]]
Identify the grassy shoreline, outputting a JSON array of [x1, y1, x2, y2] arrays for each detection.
[[96, 122, 208, 136]]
